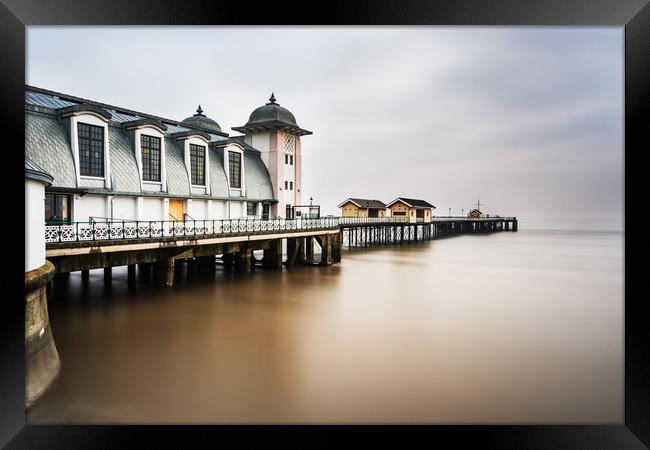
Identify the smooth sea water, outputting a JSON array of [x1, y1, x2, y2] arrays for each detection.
[[27, 229, 624, 423]]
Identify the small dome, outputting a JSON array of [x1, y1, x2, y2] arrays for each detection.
[[232, 93, 312, 136], [246, 93, 298, 126], [181, 105, 222, 133]]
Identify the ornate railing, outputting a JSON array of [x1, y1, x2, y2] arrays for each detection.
[[44, 216, 516, 244], [45, 217, 339, 244]]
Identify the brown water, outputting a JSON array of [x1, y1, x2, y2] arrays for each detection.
[[27, 229, 623, 424]]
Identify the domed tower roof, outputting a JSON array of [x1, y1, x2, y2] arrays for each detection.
[[180, 105, 223, 134], [232, 93, 312, 136]]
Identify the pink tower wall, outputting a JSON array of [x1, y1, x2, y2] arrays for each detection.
[[294, 134, 302, 208]]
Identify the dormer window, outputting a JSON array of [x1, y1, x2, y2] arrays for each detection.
[[190, 144, 206, 186], [141, 135, 161, 182], [228, 150, 241, 189], [78, 122, 104, 177]]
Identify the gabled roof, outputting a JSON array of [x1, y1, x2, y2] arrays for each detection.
[[386, 197, 436, 209], [338, 198, 387, 209]]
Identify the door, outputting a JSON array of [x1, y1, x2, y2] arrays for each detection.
[[169, 199, 185, 221], [368, 209, 379, 218], [262, 203, 270, 220]]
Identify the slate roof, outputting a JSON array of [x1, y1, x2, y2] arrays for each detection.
[[338, 198, 387, 209], [25, 158, 54, 185], [25, 86, 276, 202], [209, 146, 231, 198], [244, 154, 275, 201], [25, 86, 230, 138], [25, 112, 77, 188], [386, 198, 436, 209], [108, 128, 141, 193], [164, 138, 191, 196]]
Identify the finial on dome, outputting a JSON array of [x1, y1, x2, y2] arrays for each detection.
[[195, 105, 204, 116], [267, 93, 277, 105]]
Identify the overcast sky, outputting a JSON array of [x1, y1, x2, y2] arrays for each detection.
[[27, 27, 623, 230]]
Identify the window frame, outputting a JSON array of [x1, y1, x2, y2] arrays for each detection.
[[77, 122, 105, 178], [44, 193, 71, 224], [228, 150, 242, 189], [189, 143, 206, 186], [140, 134, 162, 182]]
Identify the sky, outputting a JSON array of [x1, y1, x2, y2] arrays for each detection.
[[26, 27, 624, 231]]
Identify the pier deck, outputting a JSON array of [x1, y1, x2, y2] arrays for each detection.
[[44, 216, 517, 286]]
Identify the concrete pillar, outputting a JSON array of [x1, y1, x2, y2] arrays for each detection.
[[513, 219, 518, 231], [319, 234, 333, 266], [25, 261, 60, 408], [263, 239, 283, 270], [187, 258, 196, 277], [155, 257, 175, 287], [234, 248, 253, 273], [138, 263, 153, 282], [81, 269, 89, 281], [222, 253, 235, 271], [332, 231, 342, 263], [127, 264, 136, 285], [286, 237, 302, 266], [196, 256, 216, 276], [103, 267, 112, 283], [304, 237, 314, 264]]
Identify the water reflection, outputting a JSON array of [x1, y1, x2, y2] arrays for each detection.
[[28, 230, 623, 423]]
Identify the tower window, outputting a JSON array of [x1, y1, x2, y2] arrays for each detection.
[[285, 154, 289, 164], [228, 151, 241, 188], [285, 180, 288, 190], [283, 134, 295, 153], [290, 155, 294, 165], [290, 181, 293, 190], [78, 122, 104, 177], [141, 134, 161, 182], [190, 144, 206, 185]]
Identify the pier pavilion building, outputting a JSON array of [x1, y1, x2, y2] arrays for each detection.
[[25, 86, 311, 224], [386, 197, 436, 223], [337, 198, 387, 218]]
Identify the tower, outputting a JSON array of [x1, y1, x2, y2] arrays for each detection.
[[232, 93, 312, 218]]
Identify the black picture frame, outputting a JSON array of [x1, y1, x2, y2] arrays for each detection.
[[1, 0, 648, 448]]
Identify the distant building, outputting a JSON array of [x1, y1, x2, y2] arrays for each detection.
[[338, 198, 387, 218], [468, 209, 482, 218], [386, 197, 435, 223]]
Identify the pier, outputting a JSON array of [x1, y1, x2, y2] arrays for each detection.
[[45, 215, 517, 287]]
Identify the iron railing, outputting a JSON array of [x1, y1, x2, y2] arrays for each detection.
[[45, 217, 339, 243], [44, 216, 516, 244]]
